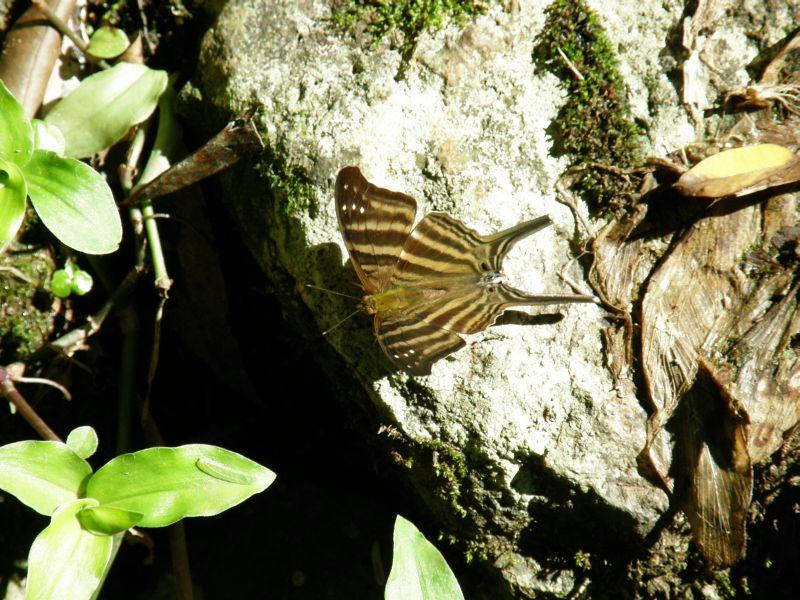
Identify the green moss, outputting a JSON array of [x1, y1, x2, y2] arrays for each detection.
[[424, 438, 469, 518], [0, 250, 56, 360], [256, 147, 317, 219], [333, 0, 490, 62], [533, 0, 643, 214], [462, 538, 490, 564]]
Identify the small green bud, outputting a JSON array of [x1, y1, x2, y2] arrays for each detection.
[[51, 269, 73, 298], [71, 270, 94, 296]]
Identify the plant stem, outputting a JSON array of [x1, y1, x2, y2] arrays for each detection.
[[142, 201, 172, 294], [0, 367, 61, 441], [122, 122, 192, 600]]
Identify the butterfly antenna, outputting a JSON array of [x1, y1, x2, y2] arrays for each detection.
[[322, 308, 361, 336], [305, 283, 361, 301]]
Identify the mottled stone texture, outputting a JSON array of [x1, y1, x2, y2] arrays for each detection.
[[188, 0, 798, 596]]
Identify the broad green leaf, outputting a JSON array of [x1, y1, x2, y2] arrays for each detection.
[[77, 505, 143, 535], [86, 27, 130, 59], [24, 150, 122, 254], [0, 440, 91, 516], [0, 160, 27, 245], [0, 79, 33, 166], [44, 62, 168, 158], [385, 516, 464, 600], [86, 445, 276, 527], [26, 499, 117, 600], [66, 426, 99, 459], [31, 119, 66, 155]]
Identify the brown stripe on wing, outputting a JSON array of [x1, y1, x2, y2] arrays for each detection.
[[391, 213, 482, 284], [403, 282, 595, 335], [375, 315, 466, 376], [391, 213, 553, 286], [335, 167, 417, 293]]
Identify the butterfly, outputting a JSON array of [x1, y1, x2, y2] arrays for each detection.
[[335, 166, 594, 375]]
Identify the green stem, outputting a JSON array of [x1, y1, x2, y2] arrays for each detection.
[[142, 200, 171, 294]]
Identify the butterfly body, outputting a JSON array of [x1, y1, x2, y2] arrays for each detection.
[[335, 166, 593, 375], [362, 286, 431, 315]]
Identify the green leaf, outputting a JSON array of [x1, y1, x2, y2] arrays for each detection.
[[66, 426, 99, 459], [0, 159, 27, 246], [77, 505, 143, 535], [385, 516, 464, 600], [0, 78, 33, 166], [44, 62, 168, 158], [86, 445, 276, 527], [86, 26, 130, 59], [26, 499, 118, 600], [24, 150, 122, 254], [31, 119, 66, 155], [0, 440, 92, 516]]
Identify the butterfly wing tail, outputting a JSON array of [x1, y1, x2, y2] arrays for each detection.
[[499, 283, 596, 307], [481, 215, 552, 267]]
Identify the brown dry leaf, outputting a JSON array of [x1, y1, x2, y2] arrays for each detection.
[[729, 282, 800, 462], [639, 199, 762, 487], [675, 144, 800, 199], [683, 281, 800, 565], [590, 199, 675, 379], [124, 112, 262, 205], [591, 203, 663, 312], [681, 360, 752, 566]]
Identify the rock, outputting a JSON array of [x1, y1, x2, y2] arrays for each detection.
[[186, 0, 798, 595]]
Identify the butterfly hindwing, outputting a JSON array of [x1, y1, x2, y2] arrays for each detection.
[[375, 315, 466, 376], [335, 167, 417, 293], [402, 281, 586, 334]]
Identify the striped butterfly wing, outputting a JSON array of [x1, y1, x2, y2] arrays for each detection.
[[335, 166, 417, 293], [376, 315, 466, 375], [376, 213, 593, 372]]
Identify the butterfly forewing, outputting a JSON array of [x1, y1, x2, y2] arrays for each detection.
[[335, 166, 416, 293], [390, 213, 552, 285]]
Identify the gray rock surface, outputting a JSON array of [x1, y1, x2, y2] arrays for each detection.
[[189, 0, 798, 595]]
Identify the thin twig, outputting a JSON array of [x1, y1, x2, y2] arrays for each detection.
[[0, 367, 61, 441], [31, 0, 110, 69], [12, 376, 72, 401], [557, 46, 584, 81], [141, 296, 166, 419], [0, 265, 35, 283]]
